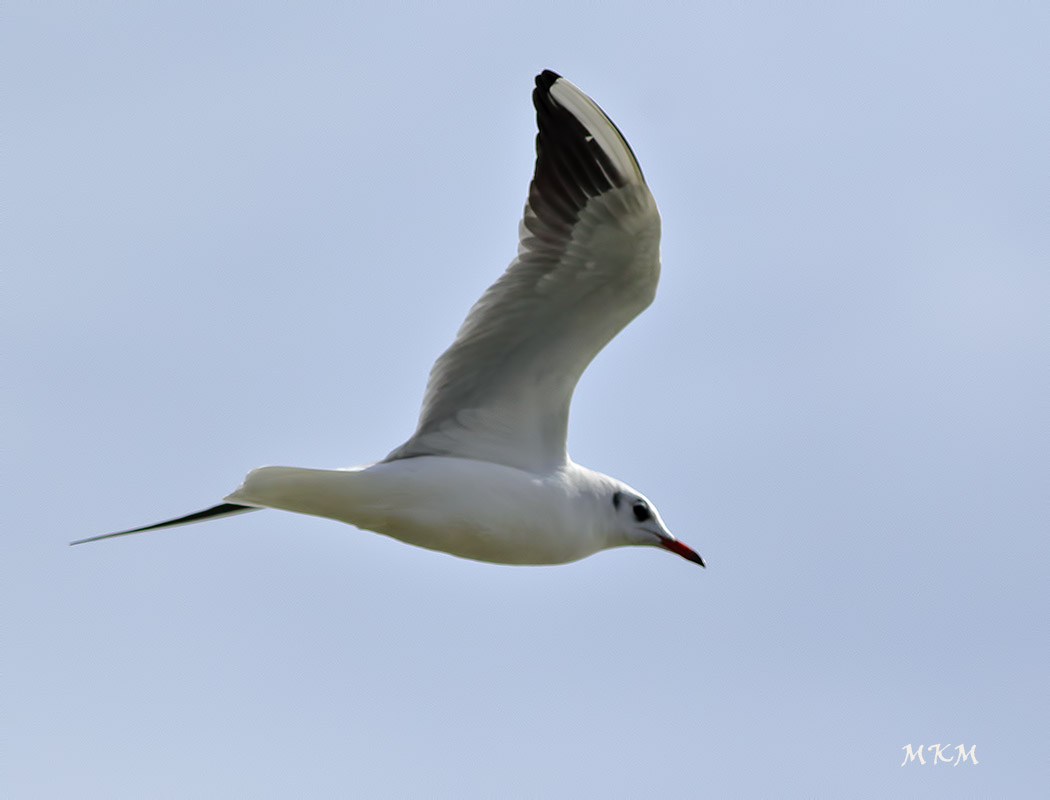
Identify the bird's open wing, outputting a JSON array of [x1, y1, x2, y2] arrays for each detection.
[[386, 70, 661, 473], [70, 503, 258, 545]]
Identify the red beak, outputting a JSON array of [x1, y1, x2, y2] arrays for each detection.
[[658, 537, 706, 567]]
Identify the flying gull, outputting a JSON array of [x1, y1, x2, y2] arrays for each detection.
[[73, 70, 705, 568]]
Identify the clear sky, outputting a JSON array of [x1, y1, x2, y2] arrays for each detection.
[[5, 3, 1047, 797]]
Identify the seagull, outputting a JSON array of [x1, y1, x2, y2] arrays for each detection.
[[73, 70, 705, 568]]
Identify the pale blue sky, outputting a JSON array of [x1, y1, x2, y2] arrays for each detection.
[[5, 3, 1047, 797]]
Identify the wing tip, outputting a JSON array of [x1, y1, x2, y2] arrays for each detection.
[[535, 69, 562, 91], [532, 69, 645, 186], [70, 502, 258, 545], [526, 69, 649, 231]]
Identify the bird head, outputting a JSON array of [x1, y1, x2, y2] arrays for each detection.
[[609, 486, 705, 567]]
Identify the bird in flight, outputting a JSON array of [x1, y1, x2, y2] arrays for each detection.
[[74, 70, 705, 568]]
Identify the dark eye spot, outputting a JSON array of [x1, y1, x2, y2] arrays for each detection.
[[612, 491, 623, 510], [632, 501, 650, 522]]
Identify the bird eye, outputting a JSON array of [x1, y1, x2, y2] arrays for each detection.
[[632, 501, 650, 522]]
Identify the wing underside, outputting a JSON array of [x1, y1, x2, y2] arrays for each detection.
[[387, 71, 661, 473]]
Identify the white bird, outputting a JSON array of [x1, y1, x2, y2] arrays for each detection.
[[73, 70, 704, 568]]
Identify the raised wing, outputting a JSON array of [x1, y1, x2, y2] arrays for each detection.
[[386, 70, 661, 474]]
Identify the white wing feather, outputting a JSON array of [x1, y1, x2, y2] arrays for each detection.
[[387, 71, 661, 473]]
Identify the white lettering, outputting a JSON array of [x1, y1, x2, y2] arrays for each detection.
[[929, 743, 954, 764], [901, 744, 926, 766], [954, 744, 978, 766], [901, 743, 978, 765]]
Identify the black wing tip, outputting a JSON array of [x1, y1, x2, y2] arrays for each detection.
[[536, 69, 562, 89], [528, 69, 629, 230], [70, 502, 257, 546]]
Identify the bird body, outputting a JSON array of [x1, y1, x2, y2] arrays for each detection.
[[227, 459, 642, 565], [75, 70, 705, 568]]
